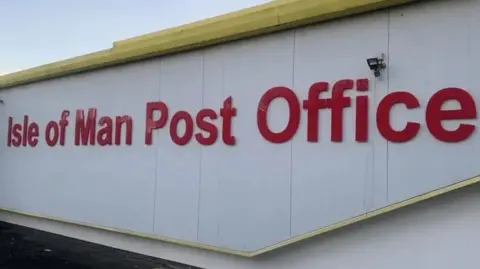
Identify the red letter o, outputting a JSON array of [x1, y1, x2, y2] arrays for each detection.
[[257, 86, 300, 143], [45, 121, 59, 147], [170, 111, 194, 145]]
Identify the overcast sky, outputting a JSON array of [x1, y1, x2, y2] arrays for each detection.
[[0, 0, 271, 75]]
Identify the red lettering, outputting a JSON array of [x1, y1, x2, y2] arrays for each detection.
[[45, 121, 59, 147], [27, 122, 39, 147], [377, 91, 420, 143], [330, 79, 354, 142], [75, 108, 132, 146], [75, 108, 97, 146], [355, 79, 369, 142], [115, 116, 133, 145], [302, 79, 368, 143], [144, 100, 232, 146], [96, 115, 133, 146], [170, 111, 194, 145], [97, 116, 113, 146], [257, 86, 300, 143], [195, 109, 218, 145], [356, 78, 369, 92], [302, 82, 330, 142], [7, 117, 13, 147], [5, 79, 479, 148], [145, 102, 168, 145], [426, 87, 477, 142], [22, 115, 29, 147], [7, 116, 39, 147], [11, 122, 22, 147], [59, 110, 70, 146], [220, 97, 237, 145]]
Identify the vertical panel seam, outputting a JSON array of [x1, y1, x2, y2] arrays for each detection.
[[217, 51, 225, 241], [289, 30, 296, 237], [152, 61, 162, 234], [386, 8, 391, 203], [196, 52, 206, 241]]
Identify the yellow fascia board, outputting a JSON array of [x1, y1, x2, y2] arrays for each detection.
[[0, 0, 418, 89]]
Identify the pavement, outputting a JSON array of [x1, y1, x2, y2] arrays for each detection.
[[0, 221, 200, 269]]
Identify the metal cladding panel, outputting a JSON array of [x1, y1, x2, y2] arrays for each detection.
[[0, 0, 479, 256], [153, 52, 205, 243], [0, 60, 162, 234], [290, 11, 389, 237], [194, 32, 295, 250], [387, 0, 480, 204]]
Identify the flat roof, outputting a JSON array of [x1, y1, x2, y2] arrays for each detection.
[[0, 0, 417, 89]]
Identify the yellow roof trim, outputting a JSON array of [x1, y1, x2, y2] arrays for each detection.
[[0, 0, 417, 89]]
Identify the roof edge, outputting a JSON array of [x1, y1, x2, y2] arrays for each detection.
[[0, 0, 418, 89]]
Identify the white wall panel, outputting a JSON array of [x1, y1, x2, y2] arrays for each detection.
[[198, 32, 295, 251], [387, 0, 480, 203], [1, 0, 479, 255], [0, 60, 161, 233], [153, 51, 204, 242], [197, 46, 227, 246], [3, 183, 480, 269], [291, 11, 389, 235]]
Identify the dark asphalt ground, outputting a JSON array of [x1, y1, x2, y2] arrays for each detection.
[[0, 221, 199, 269]]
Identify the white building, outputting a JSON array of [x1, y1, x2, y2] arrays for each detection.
[[1, 0, 480, 268]]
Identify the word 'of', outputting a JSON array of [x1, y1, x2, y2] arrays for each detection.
[[6, 78, 478, 148]]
